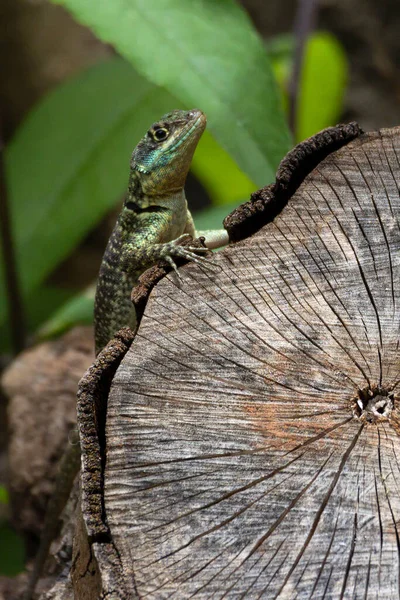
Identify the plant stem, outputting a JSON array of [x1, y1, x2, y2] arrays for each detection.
[[0, 113, 26, 354], [289, 0, 319, 136]]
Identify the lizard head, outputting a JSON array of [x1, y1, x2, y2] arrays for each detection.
[[130, 109, 206, 193]]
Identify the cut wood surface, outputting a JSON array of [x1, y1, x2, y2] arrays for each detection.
[[103, 127, 400, 598]]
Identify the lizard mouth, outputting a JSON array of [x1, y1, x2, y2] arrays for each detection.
[[173, 111, 206, 148]]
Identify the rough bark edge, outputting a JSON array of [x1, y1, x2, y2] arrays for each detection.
[[73, 328, 134, 598], [131, 264, 168, 323], [223, 121, 363, 242], [77, 327, 134, 541]]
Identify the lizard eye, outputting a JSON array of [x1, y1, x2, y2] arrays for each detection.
[[152, 127, 169, 142]]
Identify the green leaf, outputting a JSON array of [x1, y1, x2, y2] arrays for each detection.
[[49, 0, 291, 186], [297, 32, 348, 141], [191, 131, 255, 206], [267, 32, 348, 142]]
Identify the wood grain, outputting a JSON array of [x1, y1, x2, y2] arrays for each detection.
[[104, 127, 400, 598]]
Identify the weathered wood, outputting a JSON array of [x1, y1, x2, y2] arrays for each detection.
[[102, 126, 400, 598]]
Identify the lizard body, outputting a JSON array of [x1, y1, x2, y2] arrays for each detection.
[[25, 109, 228, 598], [94, 108, 228, 353]]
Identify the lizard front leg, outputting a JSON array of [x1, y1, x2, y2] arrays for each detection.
[[121, 235, 213, 279]]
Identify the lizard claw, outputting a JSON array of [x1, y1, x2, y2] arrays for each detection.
[[164, 255, 183, 282]]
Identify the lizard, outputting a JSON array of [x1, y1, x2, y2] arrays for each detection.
[[24, 108, 229, 599], [94, 107, 228, 354]]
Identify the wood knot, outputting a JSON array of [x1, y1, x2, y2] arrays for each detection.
[[352, 386, 395, 423]]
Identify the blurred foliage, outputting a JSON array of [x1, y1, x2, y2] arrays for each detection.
[[0, 486, 25, 576], [268, 31, 348, 142], [0, 0, 348, 352], [0, 524, 25, 576], [38, 284, 96, 340], [191, 132, 255, 206], [297, 32, 348, 141], [0, 486, 9, 505]]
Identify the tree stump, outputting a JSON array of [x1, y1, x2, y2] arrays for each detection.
[[75, 123, 400, 599]]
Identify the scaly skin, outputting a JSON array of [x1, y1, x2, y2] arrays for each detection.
[[94, 108, 227, 354]]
